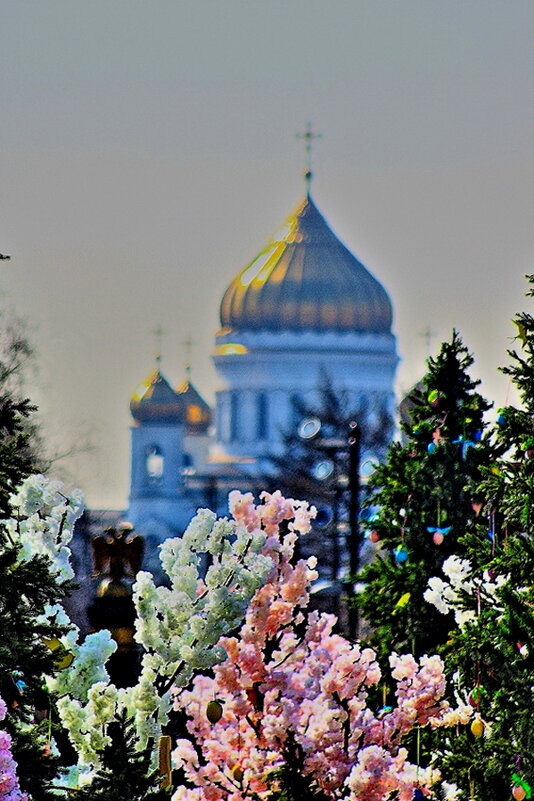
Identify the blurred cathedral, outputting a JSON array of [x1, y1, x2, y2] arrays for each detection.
[[69, 147, 398, 633]]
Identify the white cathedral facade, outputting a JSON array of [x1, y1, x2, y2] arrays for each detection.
[[126, 189, 399, 549]]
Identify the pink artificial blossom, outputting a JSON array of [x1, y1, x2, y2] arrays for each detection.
[[0, 695, 28, 801], [171, 492, 468, 801]]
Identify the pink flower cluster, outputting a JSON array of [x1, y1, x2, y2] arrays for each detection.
[[0, 698, 28, 801], [171, 492, 469, 801]]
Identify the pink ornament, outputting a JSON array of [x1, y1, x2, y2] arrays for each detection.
[[512, 786, 526, 801], [433, 532, 444, 545]]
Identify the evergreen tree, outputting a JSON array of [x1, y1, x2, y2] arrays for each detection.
[[264, 734, 331, 801], [428, 282, 534, 799], [357, 331, 495, 661], [0, 314, 74, 798], [73, 710, 170, 801]]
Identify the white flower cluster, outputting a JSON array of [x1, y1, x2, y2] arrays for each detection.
[[125, 507, 274, 749], [6, 474, 84, 582], [424, 555, 508, 627], [50, 499, 276, 786], [47, 628, 117, 702]]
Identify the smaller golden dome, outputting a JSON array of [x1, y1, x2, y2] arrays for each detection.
[[176, 379, 212, 434], [130, 370, 184, 423]]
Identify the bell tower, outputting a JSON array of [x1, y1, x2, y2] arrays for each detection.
[[127, 367, 193, 546]]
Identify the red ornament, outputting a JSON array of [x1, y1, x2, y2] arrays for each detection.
[[433, 532, 444, 545], [369, 530, 380, 543], [512, 787, 526, 801], [471, 501, 483, 516]]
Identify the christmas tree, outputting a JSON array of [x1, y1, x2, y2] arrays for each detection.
[[357, 331, 495, 661], [73, 710, 170, 801], [0, 311, 77, 798], [425, 281, 534, 799]]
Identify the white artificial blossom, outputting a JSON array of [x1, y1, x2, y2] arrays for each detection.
[[7, 475, 305, 789], [424, 554, 509, 628]]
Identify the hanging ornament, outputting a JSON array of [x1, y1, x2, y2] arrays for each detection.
[[471, 499, 483, 515], [413, 789, 425, 801], [453, 436, 476, 460], [395, 592, 411, 610], [42, 637, 74, 670], [516, 642, 529, 658], [427, 442, 437, 454], [432, 427, 444, 444], [206, 699, 224, 723], [427, 389, 441, 407], [496, 409, 506, 425], [511, 775, 532, 800], [470, 715, 485, 738], [232, 765, 245, 783], [369, 529, 381, 543], [468, 686, 486, 707], [427, 525, 451, 546], [394, 545, 409, 563], [377, 705, 393, 719]]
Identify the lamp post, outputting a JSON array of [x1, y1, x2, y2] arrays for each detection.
[[298, 417, 361, 637], [347, 421, 361, 638]]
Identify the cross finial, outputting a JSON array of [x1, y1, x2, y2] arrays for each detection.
[[182, 334, 194, 380], [153, 325, 168, 367], [296, 122, 322, 197], [419, 325, 436, 355]]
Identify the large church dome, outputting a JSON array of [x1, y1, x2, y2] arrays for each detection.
[[220, 195, 393, 334]]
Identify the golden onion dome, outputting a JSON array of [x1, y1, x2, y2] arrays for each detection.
[[176, 379, 212, 434], [220, 195, 392, 334], [130, 369, 184, 424]]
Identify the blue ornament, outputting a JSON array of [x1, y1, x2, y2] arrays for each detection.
[[394, 545, 409, 563], [413, 790, 425, 801], [377, 705, 393, 719], [473, 429, 482, 442], [427, 442, 437, 454], [496, 409, 506, 425]]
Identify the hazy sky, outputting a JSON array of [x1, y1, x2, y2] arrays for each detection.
[[2, 1, 534, 509]]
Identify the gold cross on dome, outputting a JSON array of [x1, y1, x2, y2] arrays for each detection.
[[182, 334, 194, 379], [296, 122, 322, 196], [419, 325, 436, 355], [153, 325, 168, 366]]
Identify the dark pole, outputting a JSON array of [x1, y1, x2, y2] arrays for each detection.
[[347, 421, 361, 638]]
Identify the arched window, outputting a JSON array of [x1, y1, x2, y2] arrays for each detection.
[[182, 452, 195, 476], [146, 445, 164, 480]]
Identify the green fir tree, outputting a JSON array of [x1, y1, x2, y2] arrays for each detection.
[[0, 312, 76, 798], [73, 710, 170, 801], [357, 331, 495, 661], [433, 281, 534, 799]]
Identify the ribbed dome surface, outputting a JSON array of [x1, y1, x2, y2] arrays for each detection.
[[220, 196, 393, 333]]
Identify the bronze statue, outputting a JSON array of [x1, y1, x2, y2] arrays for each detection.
[[91, 522, 144, 596]]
